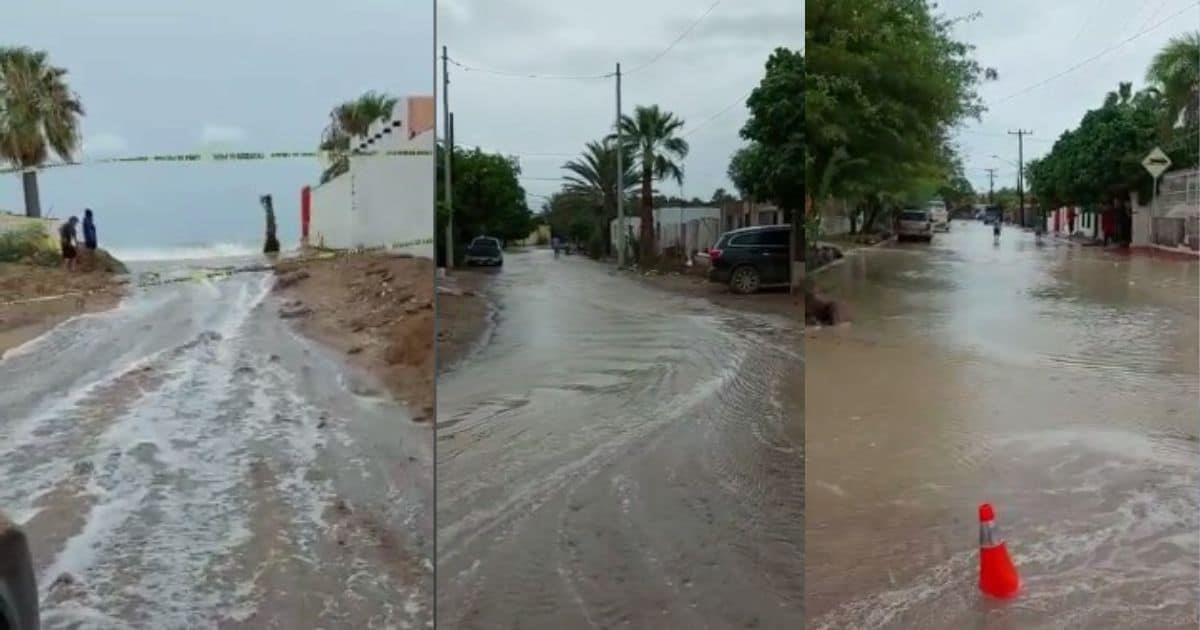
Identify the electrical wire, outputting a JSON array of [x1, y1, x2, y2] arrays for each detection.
[[624, 0, 723, 75], [443, 0, 722, 80], [680, 86, 755, 139], [445, 56, 614, 80], [991, 1, 1200, 106]]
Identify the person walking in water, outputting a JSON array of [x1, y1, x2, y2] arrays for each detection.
[[82, 209, 98, 250], [60, 216, 80, 271], [992, 217, 1001, 244]]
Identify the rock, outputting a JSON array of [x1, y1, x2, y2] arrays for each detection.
[[275, 269, 310, 289], [49, 572, 76, 591], [805, 287, 846, 326], [279, 305, 312, 319]]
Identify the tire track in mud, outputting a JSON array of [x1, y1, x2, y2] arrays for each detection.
[[2, 272, 432, 629], [437, 252, 802, 629]]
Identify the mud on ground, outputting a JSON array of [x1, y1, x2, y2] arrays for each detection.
[[626, 263, 801, 322], [273, 253, 434, 420], [435, 268, 496, 373], [0, 262, 128, 357]]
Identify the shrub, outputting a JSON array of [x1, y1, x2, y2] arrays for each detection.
[[0, 224, 58, 266]]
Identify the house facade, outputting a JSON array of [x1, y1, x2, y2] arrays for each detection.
[[719, 201, 788, 234], [304, 95, 436, 258]]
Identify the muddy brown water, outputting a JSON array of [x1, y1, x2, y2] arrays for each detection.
[[0, 259, 432, 628], [436, 250, 802, 629], [806, 222, 1199, 629]]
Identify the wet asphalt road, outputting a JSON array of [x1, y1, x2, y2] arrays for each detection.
[[0, 262, 432, 629], [806, 221, 1199, 629], [436, 250, 802, 629]]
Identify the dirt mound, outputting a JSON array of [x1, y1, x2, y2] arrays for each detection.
[[272, 253, 434, 418]]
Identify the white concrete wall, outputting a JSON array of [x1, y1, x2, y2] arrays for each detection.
[[309, 174, 352, 250], [305, 95, 435, 257]]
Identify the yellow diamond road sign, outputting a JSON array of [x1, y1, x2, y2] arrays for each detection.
[[1142, 147, 1172, 178]]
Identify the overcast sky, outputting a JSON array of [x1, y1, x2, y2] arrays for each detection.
[[437, 0, 802, 211], [1, 0, 432, 257], [945, 0, 1199, 197]]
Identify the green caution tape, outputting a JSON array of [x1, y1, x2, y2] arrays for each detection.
[[0, 148, 434, 174]]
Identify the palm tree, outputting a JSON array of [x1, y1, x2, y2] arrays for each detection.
[[614, 105, 689, 262], [0, 47, 84, 217], [1145, 31, 1199, 128], [560, 138, 635, 257], [318, 91, 398, 183]]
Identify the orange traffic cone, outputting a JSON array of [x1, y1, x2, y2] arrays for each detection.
[[978, 502, 1020, 598]]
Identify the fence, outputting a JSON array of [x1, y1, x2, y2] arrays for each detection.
[[1149, 168, 1199, 251]]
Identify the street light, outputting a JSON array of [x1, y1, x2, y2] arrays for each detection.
[[990, 154, 1017, 168]]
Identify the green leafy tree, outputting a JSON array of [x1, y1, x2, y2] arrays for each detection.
[[0, 47, 84, 217], [806, 1, 993, 228], [615, 105, 690, 262], [435, 144, 534, 266], [318, 91, 398, 183], [736, 47, 804, 286], [710, 188, 737, 205]]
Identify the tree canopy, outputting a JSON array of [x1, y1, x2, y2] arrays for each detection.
[[1026, 77, 1197, 212], [736, 47, 804, 219], [436, 144, 534, 265], [805, 1, 992, 216]]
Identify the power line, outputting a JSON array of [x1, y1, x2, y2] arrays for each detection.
[[681, 86, 755, 138], [625, 0, 723, 75], [444, 1, 723, 81], [445, 56, 614, 80], [991, 1, 1200, 106]]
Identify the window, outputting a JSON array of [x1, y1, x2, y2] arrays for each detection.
[[761, 229, 789, 247]]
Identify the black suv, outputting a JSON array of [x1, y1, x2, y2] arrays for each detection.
[[707, 225, 792, 294]]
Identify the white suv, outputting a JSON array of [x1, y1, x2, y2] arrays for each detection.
[[896, 209, 933, 243]]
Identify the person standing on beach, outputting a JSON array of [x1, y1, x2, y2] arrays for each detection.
[[82, 209, 98, 250], [60, 216, 79, 272]]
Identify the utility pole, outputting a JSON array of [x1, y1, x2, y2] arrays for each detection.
[[985, 168, 997, 205], [443, 45, 454, 270], [615, 62, 625, 268], [1008, 129, 1031, 227]]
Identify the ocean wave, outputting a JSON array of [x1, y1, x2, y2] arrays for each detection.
[[109, 242, 290, 262]]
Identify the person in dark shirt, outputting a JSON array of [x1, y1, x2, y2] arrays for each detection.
[[60, 216, 79, 271], [82, 209, 97, 250]]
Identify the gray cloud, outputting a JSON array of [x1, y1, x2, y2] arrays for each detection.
[[1, 0, 432, 249], [439, 0, 800, 209], [944, 0, 1198, 194]]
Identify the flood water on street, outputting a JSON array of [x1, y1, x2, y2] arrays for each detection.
[[436, 250, 802, 629], [0, 259, 432, 629], [806, 221, 1199, 629]]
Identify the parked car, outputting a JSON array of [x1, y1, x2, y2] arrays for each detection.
[[707, 224, 792, 294], [1, 513, 39, 630], [896, 209, 934, 242], [464, 236, 503, 267]]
